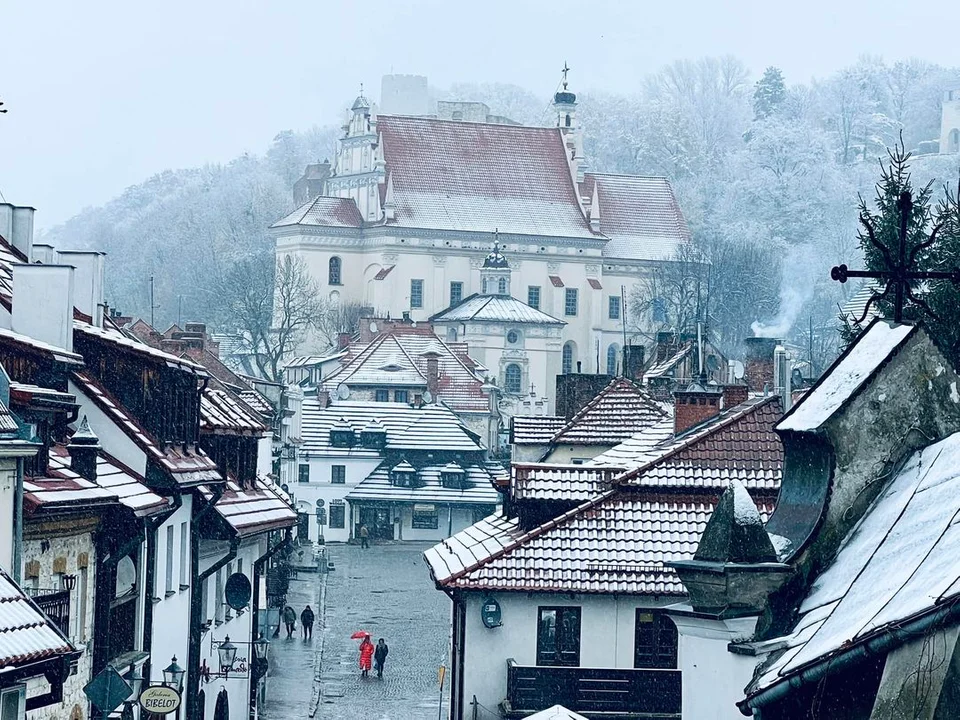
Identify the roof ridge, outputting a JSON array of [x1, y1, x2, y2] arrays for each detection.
[[551, 376, 665, 443]]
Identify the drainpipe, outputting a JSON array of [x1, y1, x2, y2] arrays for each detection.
[[141, 493, 182, 683], [13, 457, 24, 584], [249, 530, 291, 712], [185, 482, 231, 720]]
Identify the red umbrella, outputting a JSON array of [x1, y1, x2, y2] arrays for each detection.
[[350, 631, 371, 639]]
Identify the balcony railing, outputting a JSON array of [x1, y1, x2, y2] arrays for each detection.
[[503, 659, 681, 719], [25, 588, 70, 636]]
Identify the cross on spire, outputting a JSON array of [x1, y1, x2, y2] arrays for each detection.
[[561, 62, 570, 89], [832, 190, 960, 324], [493, 227, 500, 254]]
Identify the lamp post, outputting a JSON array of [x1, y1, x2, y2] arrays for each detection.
[[162, 656, 185, 720]]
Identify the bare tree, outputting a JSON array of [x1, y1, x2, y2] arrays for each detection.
[[219, 252, 323, 382], [630, 243, 708, 341], [315, 299, 367, 346]]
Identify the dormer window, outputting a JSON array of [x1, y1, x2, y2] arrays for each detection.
[[329, 418, 355, 448], [390, 459, 419, 488], [360, 420, 387, 449], [440, 462, 468, 490]]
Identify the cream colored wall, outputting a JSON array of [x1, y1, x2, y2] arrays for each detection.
[[543, 444, 610, 464], [940, 94, 960, 153]]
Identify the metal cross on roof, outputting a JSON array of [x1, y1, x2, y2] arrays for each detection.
[[831, 190, 960, 324], [561, 62, 570, 88], [492, 228, 500, 253]]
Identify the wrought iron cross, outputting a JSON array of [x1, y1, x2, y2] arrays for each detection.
[[561, 62, 570, 88], [492, 228, 500, 253], [831, 191, 960, 324]]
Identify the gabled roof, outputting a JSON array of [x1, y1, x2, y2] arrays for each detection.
[[582, 173, 691, 262], [426, 395, 783, 594], [748, 431, 960, 701], [511, 463, 622, 503], [346, 462, 499, 505], [550, 377, 669, 446], [510, 415, 567, 446], [201, 477, 297, 538], [778, 320, 916, 433], [0, 566, 77, 670], [376, 115, 598, 239], [270, 195, 363, 229], [430, 294, 564, 325], [200, 388, 269, 436]]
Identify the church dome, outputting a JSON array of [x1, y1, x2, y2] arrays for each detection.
[[482, 246, 509, 268], [554, 89, 577, 105], [351, 94, 370, 112]]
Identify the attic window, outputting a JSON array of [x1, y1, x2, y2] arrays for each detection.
[[390, 461, 419, 488], [549, 275, 564, 288], [329, 420, 355, 448], [441, 464, 468, 490], [360, 424, 387, 449]]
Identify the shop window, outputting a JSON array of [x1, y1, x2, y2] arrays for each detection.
[[412, 504, 439, 529], [329, 501, 345, 529]]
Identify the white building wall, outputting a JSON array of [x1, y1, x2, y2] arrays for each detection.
[[0, 460, 16, 572], [460, 591, 673, 713], [148, 495, 193, 689], [288, 455, 382, 544], [395, 505, 477, 542], [70, 379, 148, 476]]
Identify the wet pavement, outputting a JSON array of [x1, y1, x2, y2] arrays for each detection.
[[263, 542, 452, 720]]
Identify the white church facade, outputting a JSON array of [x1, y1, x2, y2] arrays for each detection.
[[270, 73, 692, 413]]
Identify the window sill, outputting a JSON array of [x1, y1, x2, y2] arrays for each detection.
[[180, 584, 190, 592], [151, 597, 161, 605], [164, 590, 176, 599]]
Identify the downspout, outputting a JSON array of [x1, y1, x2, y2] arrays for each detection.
[[185, 482, 230, 720], [141, 492, 182, 682], [249, 530, 291, 711], [13, 457, 23, 584]]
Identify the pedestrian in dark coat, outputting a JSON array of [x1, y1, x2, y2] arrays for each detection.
[[282, 605, 296, 638], [301, 605, 315, 640], [359, 524, 370, 549], [374, 638, 389, 678]]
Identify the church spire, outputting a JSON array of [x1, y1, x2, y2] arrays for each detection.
[[552, 63, 587, 184]]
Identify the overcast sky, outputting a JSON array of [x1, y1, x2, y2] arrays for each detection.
[[2, 0, 957, 228]]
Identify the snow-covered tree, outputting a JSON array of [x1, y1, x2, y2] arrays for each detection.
[[753, 67, 786, 119]]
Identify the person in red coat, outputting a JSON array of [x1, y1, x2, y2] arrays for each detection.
[[359, 637, 374, 677]]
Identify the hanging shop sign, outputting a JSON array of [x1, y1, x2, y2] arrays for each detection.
[[481, 597, 502, 628], [139, 686, 182, 715]]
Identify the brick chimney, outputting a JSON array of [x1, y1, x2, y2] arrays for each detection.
[[743, 337, 779, 394], [674, 383, 723, 435], [337, 333, 352, 350], [722, 384, 749, 409], [68, 416, 100, 481], [425, 354, 440, 397], [624, 345, 645, 381], [316, 389, 330, 408]]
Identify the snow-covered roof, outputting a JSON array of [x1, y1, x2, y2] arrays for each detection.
[[0, 566, 77, 670], [839, 280, 883, 326], [271, 195, 363, 229], [583, 173, 691, 262], [588, 416, 676, 468], [510, 415, 567, 446], [200, 477, 298, 538], [550, 377, 669, 446], [376, 115, 598, 239], [0, 326, 83, 365], [200, 388, 269, 436], [346, 463, 499, 505], [522, 706, 590, 720], [748, 431, 960, 699], [74, 320, 207, 375], [778, 320, 916, 433], [511, 463, 621, 502], [301, 401, 485, 456], [430, 294, 564, 325]]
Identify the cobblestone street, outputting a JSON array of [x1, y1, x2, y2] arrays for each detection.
[[264, 542, 452, 720]]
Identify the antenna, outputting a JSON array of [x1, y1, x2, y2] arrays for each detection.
[[149, 275, 160, 328]]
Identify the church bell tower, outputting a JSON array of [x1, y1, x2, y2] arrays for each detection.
[[552, 63, 588, 183]]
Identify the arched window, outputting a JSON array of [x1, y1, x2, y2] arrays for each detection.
[[565, 113, 571, 127], [498, 277, 507, 294], [505, 364, 523, 394], [328, 256, 342, 285], [606, 344, 619, 375], [562, 342, 575, 375]]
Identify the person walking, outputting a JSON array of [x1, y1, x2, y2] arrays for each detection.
[[359, 636, 374, 677], [374, 638, 389, 679], [282, 605, 296, 639], [300, 605, 315, 640], [359, 524, 370, 549]]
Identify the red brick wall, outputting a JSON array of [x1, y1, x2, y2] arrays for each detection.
[[674, 393, 721, 434]]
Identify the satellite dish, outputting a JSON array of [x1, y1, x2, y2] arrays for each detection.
[[706, 354, 721, 373], [733, 361, 745, 380], [337, 383, 351, 400], [315, 498, 325, 508], [422, 390, 433, 404], [224, 573, 252, 611], [369, 321, 378, 334], [281, 483, 289, 493]]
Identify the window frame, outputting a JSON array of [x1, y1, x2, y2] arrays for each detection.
[[608, 295, 621, 320], [0, 685, 26, 720], [298, 464, 310, 483], [412, 505, 439, 530], [562, 343, 574, 375], [606, 344, 619, 375], [634, 610, 679, 669], [374, 389, 389, 402], [394, 389, 409, 403], [179, 522, 188, 589], [165, 525, 174, 596], [537, 606, 581, 666], [504, 363, 523, 394], [329, 501, 346, 529], [449, 281, 463, 306], [410, 279, 424, 309], [331, 465, 346, 484], [328, 256, 342, 286], [527, 286, 541, 310], [564, 288, 578, 316]]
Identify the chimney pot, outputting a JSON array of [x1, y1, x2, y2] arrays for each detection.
[[743, 337, 779, 393], [673, 385, 723, 435], [426, 356, 440, 397], [68, 416, 100, 482]]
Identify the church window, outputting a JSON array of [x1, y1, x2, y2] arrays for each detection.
[[449, 281, 463, 306], [329, 257, 342, 285], [562, 343, 575, 375], [565, 114, 571, 127], [505, 364, 523, 394], [410, 279, 424, 308], [608, 295, 621, 320], [606, 344, 619, 375], [506, 330, 520, 345], [527, 286, 541, 310], [634, 611, 678, 669], [498, 277, 507, 294], [950, 129, 960, 154], [564, 288, 579, 316]]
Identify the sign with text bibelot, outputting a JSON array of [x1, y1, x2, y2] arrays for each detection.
[[139, 686, 182, 715]]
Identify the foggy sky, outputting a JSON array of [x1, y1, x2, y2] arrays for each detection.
[[2, 0, 957, 228]]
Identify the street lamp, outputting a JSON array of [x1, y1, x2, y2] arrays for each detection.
[[162, 656, 185, 690], [253, 633, 269, 661], [62, 574, 77, 592], [217, 636, 237, 674]]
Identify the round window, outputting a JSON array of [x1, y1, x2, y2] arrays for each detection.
[[507, 330, 520, 344]]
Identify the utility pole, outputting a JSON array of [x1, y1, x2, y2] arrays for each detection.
[[149, 276, 157, 327]]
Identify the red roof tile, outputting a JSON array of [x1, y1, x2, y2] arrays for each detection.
[[271, 196, 363, 229]]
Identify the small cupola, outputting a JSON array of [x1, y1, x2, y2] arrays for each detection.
[[360, 419, 387, 449], [480, 235, 511, 296], [68, 415, 101, 482], [329, 418, 356, 448], [440, 461, 468, 490], [390, 459, 419, 488]]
